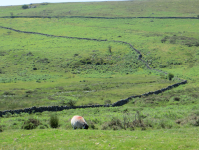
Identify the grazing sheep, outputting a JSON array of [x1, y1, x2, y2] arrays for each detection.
[[71, 115, 89, 130]]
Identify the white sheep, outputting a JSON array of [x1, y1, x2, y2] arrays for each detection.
[[71, 115, 89, 130]]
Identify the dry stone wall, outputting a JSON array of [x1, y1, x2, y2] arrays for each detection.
[[0, 25, 188, 117], [0, 16, 199, 20]]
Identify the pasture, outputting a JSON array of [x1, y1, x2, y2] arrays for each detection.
[[0, 0, 199, 149]]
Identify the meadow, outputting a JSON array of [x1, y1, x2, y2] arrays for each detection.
[[0, 0, 199, 17], [0, 0, 199, 149]]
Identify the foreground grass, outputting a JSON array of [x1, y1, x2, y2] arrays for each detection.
[[1, 94, 199, 149], [1, 128, 199, 150]]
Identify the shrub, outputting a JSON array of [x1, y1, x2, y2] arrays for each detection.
[[49, 114, 59, 128], [104, 100, 112, 105], [25, 90, 34, 94], [168, 73, 174, 80], [37, 124, 49, 129], [144, 119, 154, 128], [3, 112, 12, 118], [108, 45, 112, 54], [87, 121, 97, 130], [169, 38, 176, 44], [22, 5, 29, 9], [83, 87, 91, 91], [174, 97, 180, 101], [161, 36, 168, 43], [92, 118, 100, 124], [10, 12, 14, 18], [193, 119, 199, 126], [66, 99, 77, 106], [101, 117, 123, 130], [161, 38, 166, 43], [0, 125, 3, 132], [60, 99, 77, 106], [0, 69, 4, 74], [159, 119, 166, 128], [3, 91, 15, 95], [22, 118, 40, 130], [158, 119, 173, 129], [87, 101, 95, 105]]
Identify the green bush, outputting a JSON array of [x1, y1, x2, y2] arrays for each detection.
[[22, 118, 40, 130], [22, 5, 29, 9], [161, 36, 168, 43], [168, 73, 174, 80], [87, 121, 97, 130], [66, 99, 77, 106], [101, 117, 123, 130], [37, 124, 49, 129], [3, 91, 15, 95], [104, 100, 112, 105], [60, 99, 77, 106], [3, 112, 12, 118], [49, 114, 59, 128]]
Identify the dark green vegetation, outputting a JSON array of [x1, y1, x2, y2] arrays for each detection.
[[49, 114, 59, 128], [0, 0, 199, 149]]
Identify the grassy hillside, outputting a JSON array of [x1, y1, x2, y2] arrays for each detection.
[[1, 0, 199, 149], [1, 0, 199, 17], [0, 16, 198, 110]]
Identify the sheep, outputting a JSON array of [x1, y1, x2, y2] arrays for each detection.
[[71, 115, 89, 130]]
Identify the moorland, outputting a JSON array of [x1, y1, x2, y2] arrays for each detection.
[[0, 0, 199, 149]]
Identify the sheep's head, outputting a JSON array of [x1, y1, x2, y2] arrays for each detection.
[[83, 124, 89, 129]]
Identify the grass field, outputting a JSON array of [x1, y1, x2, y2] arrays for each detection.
[[1, 0, 199, 149], [1, 128, 199, 149], [1, 0, 199, 17], [1, 102, 199, 149]]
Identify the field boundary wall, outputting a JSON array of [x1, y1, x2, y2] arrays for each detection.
[[0, 16, 199, 19]]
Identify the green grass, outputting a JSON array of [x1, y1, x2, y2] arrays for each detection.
[[0, 73, 175, 110], [2, 17, 190, 110], [1, 128, 199, 150], [1, 100, 199, 149], [1, 0, 199, 17], [0, 1, 198, 110], [1, 1, 199, 149]]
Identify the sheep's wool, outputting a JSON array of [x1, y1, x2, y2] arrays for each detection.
[[71, 115, 88, 129]]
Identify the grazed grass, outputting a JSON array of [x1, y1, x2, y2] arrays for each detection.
[[1, 128, 199, 150], [0, 1, 199, 149], [2, 17, 192, 110], [1, 0, 199, 17], [1, 100, 199, 149], [0, 73, 175, 110]]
